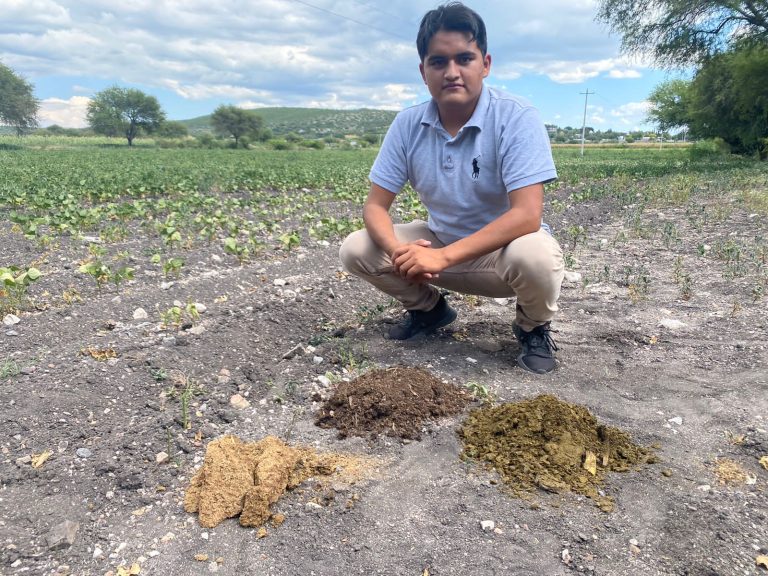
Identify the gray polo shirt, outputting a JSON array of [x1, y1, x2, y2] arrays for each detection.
[[370, 85, 557, 245]]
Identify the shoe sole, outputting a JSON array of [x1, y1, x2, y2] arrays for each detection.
[[516, 354, 556, 374]]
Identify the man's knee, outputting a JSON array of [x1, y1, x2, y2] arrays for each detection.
[[339, 229, 380, 275], [496, 232, 564, 287]]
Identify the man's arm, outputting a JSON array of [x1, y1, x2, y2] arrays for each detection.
[[392, 182, 544, 281], [363, 183, 439, 282], [362, 183, 401, 256]]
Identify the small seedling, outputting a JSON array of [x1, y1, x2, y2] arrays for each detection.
[[465, 381, 495, 404], [165, 371, 204, 430], [162, 258, 184, 278]]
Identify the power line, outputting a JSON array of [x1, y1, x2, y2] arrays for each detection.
[[283, 0, 411, 41]]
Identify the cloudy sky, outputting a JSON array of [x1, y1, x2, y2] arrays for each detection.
[[1, 0, 674, 130]]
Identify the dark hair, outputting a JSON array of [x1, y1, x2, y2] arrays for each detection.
[[416, 2, 487, 61]]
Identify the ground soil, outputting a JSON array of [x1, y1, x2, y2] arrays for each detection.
[[1, 182, 767, 576]]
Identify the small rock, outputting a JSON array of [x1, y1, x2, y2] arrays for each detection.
[[282, 289, 297, 298], [218, 369, 231, 384], [15, 455, 32, 466], [492, 298, 509, 306], [5, 330, 19, 336], [155, 451, 170, 464], [561, 549, 572, 565], [305, 502, 323, 513], [316, 375, 332, 388], [189, 326, 206, 336], [76, 448, 92, 458], [46, 520, 79, 550], [668, 416, 683, 426], [160, 532, 175, 543], [630, 544, 641, 555], [20, 366, 36, 375], [160, 282, 175, 290], [563, 271, 582, 284], [193, 303, 207, 314], [211, 254, 223, 263], [133, 308, 149, 320], [93, 546, 104, 559], [81, 235, 102, 244], [273, 279, 287, 286], [659, 318, 686, 330], [629, 538, 640, 547], [465, 357, 478, 364], [230, 394, 250, 410], [480, 520, 495, 531], [3, 314, 21, 326], [313, 356, 324, 365]]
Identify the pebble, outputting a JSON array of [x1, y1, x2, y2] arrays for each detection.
[[76, 448, 92, 458], [155, 451, 169, 464], [492, 298, 509, 306], [45, 520, 80, 550], [465, 357, 478, 364], [316, 375, 332, 387], [282, 289, 297, 298], [230, 394, 250, 409], [668, 416, 683, 426], [480, 520, 495, 531], [305, 502, 323, 513], [563, 271, 583, 284], [211, 254, 223, 263], [273, 279, 287, 286], [194, 303, 207, 314], [190, 326, 206, 336], [20, 366, 36, 375], [313, 356, 324, 365], [3, 314, 21, 326], [133, 308, 148, 320], [160, 282, 175, 290], [659, 318, 686, 330], [5, 330, 19, 336], [93, 546, 104, 559], [15, 455, 32, 466]]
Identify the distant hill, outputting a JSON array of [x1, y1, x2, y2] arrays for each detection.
[[180, 107, 398, 138]]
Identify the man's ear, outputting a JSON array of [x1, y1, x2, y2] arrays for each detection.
[[419, 62, 427, 84], [483, 54, 492, 78]]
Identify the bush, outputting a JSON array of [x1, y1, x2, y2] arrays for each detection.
[[269, 139, 293, 150], [689, 138, 731, 160]]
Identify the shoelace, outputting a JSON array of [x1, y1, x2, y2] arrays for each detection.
[[522, 327, 559, 353]]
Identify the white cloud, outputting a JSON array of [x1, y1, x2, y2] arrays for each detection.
[[608, 69, 643, 79], [38, 96, 90, 127]]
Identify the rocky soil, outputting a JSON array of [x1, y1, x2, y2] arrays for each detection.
[[1, 183, 767, 576]]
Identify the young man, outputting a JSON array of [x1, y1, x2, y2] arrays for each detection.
[[339, 2, 564, 374]]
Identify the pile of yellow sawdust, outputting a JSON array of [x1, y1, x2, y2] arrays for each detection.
[[185, 435, 379, 528], [460, 394, 655, 511]]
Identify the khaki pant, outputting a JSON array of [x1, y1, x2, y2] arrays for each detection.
[[339, 221, 565, 332]]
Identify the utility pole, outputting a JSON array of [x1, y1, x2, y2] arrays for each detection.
[[580, 89, 595, 157]]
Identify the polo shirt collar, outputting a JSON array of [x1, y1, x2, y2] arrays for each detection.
[[420, 84, 491, 132]]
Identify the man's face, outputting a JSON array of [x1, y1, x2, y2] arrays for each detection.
[[419, 30, 491, 117]]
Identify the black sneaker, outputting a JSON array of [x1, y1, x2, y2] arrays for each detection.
[[513, 322, 558, 374], [387, 295, 457, 340]]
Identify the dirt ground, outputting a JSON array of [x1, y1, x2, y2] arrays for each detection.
[[1, 182, 767, 576]]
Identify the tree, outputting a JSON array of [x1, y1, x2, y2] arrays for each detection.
[[646, 79, 692, 133], [210, 105, 264, 147], [156, 121, 189, 138], [687, 46, 768, 157], [86, 86, 165, 146], [595, 1, 768, 67], [0, 62, 39, 135]]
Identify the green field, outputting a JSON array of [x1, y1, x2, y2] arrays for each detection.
[[1, 136, 766, 259]]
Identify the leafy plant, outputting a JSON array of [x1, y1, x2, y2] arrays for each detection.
[[0, 266, 42, 313], [165, 371, 204, 430]]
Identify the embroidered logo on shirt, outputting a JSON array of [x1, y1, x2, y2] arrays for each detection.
[[471, 156, 480, 179]]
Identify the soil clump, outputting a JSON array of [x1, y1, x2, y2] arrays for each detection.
[[316, 366, 470, 440], [185, 435, 378, 528], [460, 394, 654, 511]]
